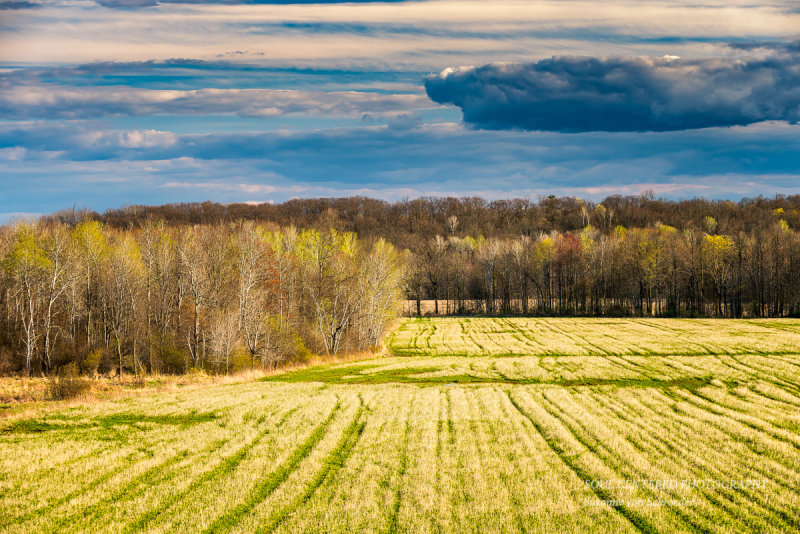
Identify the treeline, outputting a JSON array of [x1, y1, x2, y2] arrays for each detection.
[[0, 220, 406, 376], [81, 193, 800, 317], [406, 217, 800, 318], [64, 193, 800, 248], [8, 195, 800, 378]]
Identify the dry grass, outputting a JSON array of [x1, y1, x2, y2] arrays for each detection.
[[2, 317, 800, 533], [0, 370, 268, 422], [0, 326, 397, 420]]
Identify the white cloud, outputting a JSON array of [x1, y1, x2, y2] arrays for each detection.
[[0, 147, 25, 160], [0, 85, 435, 119], [3, 1, 799, 67], [76, 128, 178, 148]]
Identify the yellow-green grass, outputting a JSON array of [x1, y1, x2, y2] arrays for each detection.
[[3, 317, 800, 533], [387, 317, 800, 357]]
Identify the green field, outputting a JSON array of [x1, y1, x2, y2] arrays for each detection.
[[3, 318, 800, 533]]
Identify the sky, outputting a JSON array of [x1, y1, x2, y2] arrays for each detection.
[[1, 0, 799, 221]]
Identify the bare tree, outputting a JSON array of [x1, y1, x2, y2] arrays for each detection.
[[234, 222, 273, 365], [209, 307, 238, 374], [5, 223, 46, 375], [40, 224, 74, 372], [104, 233, 145, 377], [73, 221, 107, 351], [357, 239, 405, 348], [298, 229, 359, 355]]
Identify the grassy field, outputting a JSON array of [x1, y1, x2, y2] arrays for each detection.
[[2, 318, 800, 533]]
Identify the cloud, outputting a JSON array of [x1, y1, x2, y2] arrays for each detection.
[[1, 60, 425, 95], [386, 113, 421, 131], [0, 147, 26, 161], [0, 85, 432, 120], [3, 120, 800, 213], [425, 44, 800, 132], [96, 0, 413, 5], [726, 41, 800, 53], [4, 2, 800, 215], [78, 129, 178, 149], [8, 1, 800, 68], [95, 0, 158, 6], [0, 1, 40, 8]]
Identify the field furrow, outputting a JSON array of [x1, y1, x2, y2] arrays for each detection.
[[4, 317, 800, 532]]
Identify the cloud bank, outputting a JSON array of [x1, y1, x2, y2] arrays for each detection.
[[3, 1, 800, 218], [95, 0, 412, 6], [425, 44, 800, 132], [3, 120, 799, 213], [0, 85, 431, 119], [0, 1, 40, 8]]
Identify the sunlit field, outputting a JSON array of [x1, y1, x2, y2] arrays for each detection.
[[3, 317, 800, 533], [388, 317, 800, 357]]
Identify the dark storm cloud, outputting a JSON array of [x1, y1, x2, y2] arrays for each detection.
[[424, 44, 800, 132]]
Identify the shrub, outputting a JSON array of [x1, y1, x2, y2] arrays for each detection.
[[0, 347, 15, 375], [81, 349, 104, 375], [47, 363, 90, 400]]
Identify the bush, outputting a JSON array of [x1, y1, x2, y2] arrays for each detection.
[[160, 344, 187, 374], [264, 320, 313, 368], [0, 347, 15, 375], [80, 349, 104, 375], [128, 373, 146, 389], [47, 363, 90, 400]]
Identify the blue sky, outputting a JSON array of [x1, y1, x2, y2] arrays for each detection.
[[1, 0, 799, 221]]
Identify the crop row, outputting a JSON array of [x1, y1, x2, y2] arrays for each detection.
[[3, 378, 799, 532], [388, 317, 800, 357]]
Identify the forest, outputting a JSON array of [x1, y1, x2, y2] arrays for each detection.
[[80, 193, 800, 316], [404, 216, 800, 318], [4, 193, 800, 376], [87, 193, 800, 244], [0, 220, 406, 376]]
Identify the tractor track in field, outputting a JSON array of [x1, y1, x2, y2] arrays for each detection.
[[541, 320, 614, 356], [1, 396, 241, 530], [585, 409, 743, 531], [8, 317, 800, 533], [432, 388, 458, 534], [1, 393, 275, 526], [253, 398, 367, 534], [535, 389, 726, 534], [653, 388, 800, 483], [656, 387, 800, 471], [728, 356, 800, 394], [478, 388, 528, 533], [0, 452, 141, 530], [745, 383, 800, 410], [505, 390, 661, 534], [671, 388, 800, 454], [582, 389, 800, 531], [125, 406, 301, 532], [201, 401, 343, 534], [506, 319, 556, 355], [711, 355, 800, 399], [385, 409, 412, 534], [53, 440, 227, 533]]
